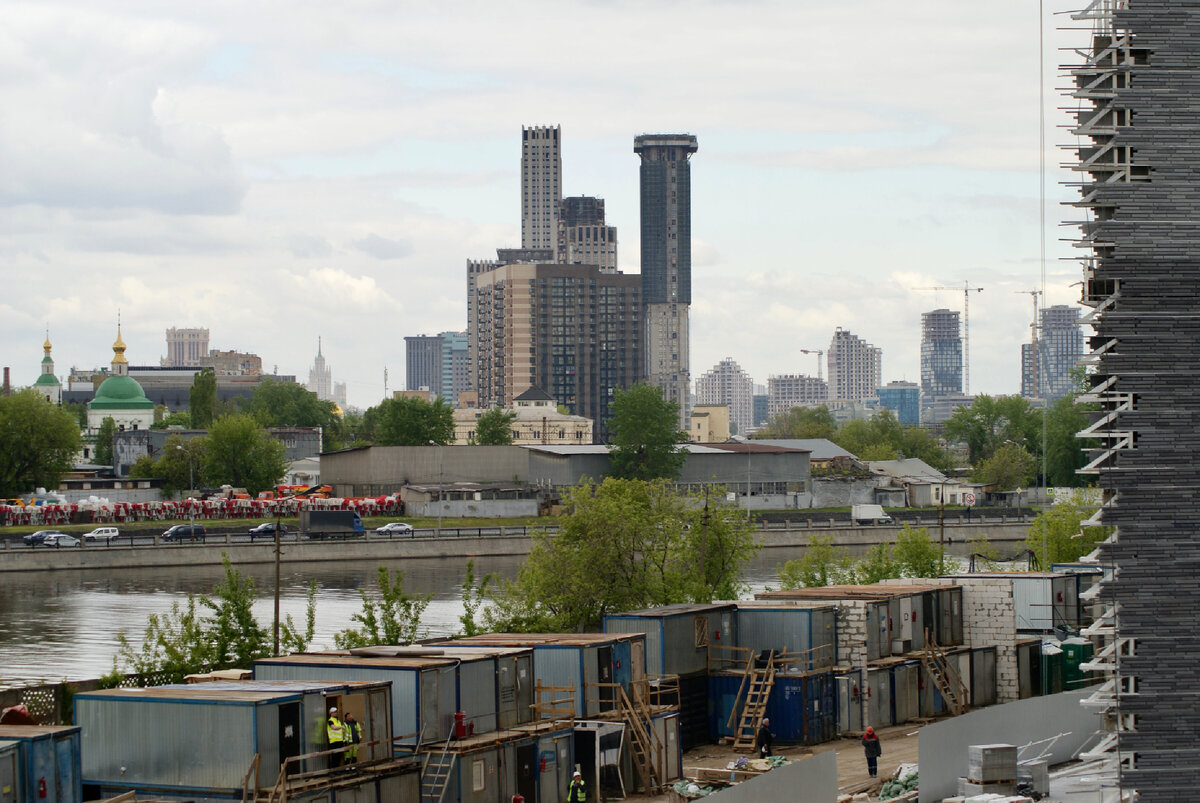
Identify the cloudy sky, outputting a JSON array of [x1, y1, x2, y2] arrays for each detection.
[[1, 1, 1089, 409]]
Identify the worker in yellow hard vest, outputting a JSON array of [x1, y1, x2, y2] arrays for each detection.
[[327, 706, 347, 768], [344, 712, 363, 763]]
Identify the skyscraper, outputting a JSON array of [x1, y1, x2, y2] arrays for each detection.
[[521, 126, 561, 251], [164, 327, 209, 368], [695, 358, 754, 436], [306, 338, 332, 401], [635, 133, 698, 427], [406, 331, 469, 405], [1068, 2, 1200, 795], [1038, 305, 1083, 401], [827, 328, 881, 402], [920, 309, 963, 400], [876, 381, 920, 427], [558, 196, 617, 271]]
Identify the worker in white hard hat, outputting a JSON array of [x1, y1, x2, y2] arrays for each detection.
[[326, 706, 347, 768], [568, 769, 586, 802]]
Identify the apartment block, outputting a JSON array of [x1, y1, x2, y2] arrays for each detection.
[[164, 327, 209, 368], [767, 374, 829, 419], [558, 196, 617, 272], [695, 358, 754, 436], [521, 126, 562, 251], [827, 328, 881, 402]]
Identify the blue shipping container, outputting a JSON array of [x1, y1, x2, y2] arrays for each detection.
[[707, 672, 835, 746], [0, 726, 81, 803]]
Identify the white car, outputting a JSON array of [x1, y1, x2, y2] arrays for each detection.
[[83, 527, 121, 543], [42, 534, 81, 548], [376, 522, 414, 536]]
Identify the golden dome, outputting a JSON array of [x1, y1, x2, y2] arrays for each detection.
[[112, 324, 128, 365]]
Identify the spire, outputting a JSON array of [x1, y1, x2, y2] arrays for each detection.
[[318, 336, 323, 357], [112, 314, 128, 374], [43, 327, 52, 356]]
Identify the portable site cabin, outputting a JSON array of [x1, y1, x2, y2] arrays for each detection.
[[835, 669, 863, 735], [442, 634, 646, 720], [75, 680, 394, 799], [0, 726, 81, 803], [730, 602, 838, 669], [415, 645, 537, 731], [422, 724, 574, 803], [890, 661, 920, 725], [864, 666, 893, 730], [946, 572, 1080, 633]]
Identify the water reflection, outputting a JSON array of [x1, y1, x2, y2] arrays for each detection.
[[0, 541, 980, 689]]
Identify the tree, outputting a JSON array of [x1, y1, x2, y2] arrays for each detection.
[[189, 368, 218, 429], [374, 396, 455, 445], [484, 478, 757, 631], [242, 378, 339, 430], [473, 408, 517, 445], [944, 395, 1040, 466], [202, 414, 287, 494], [777, 534, 856, 589], [1025, 490, 1110, 566], [151, 404, 170, 429], [94, 417, 118, 467], [128, 434, 206, 496], [973, 441, 1037, 490], [459, 560, 494, 637], [829, 408, 954, 471], [754, 405, 836, 440], [159, 410, 192, 429], [1043, 385, 1097, 487], [607, 384, 687, 481], [335, 567, 432, 647], [202, 556, 270, 669], [855, 543, 900, 585], [893, 525, 947, 578], [0, 390, 82, 497]]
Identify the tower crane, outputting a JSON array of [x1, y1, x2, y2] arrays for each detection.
[[914, 281, 985, 394], [1016, 290, 1043, 396], [799, 348, 824, 380]]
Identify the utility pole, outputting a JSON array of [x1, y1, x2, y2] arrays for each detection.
[[914, 282, 985, 394], [273, 515, 282, 655]]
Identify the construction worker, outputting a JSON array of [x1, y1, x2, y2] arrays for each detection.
[[567, 769, 586, 802], [756, 717, 774, 758], [327, 706, 346, 768], [344, 712, 363, 764]]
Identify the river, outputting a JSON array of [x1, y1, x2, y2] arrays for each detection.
[[0, 542, 982, 689]]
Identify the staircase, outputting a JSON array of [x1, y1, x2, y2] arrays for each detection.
[[616, 685, 664, 793], [732, 652, 776, 751], [420, 734, 456, 803], [921, 636, 968, 716]]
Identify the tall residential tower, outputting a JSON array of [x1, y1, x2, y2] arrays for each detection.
[[920, 309, 963, 400], [634, 134, 698, 427], [521, 126, 562, 252]]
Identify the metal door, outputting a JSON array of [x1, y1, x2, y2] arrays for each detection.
[[516, 741, 537, 803], [865, 604, 881, 660], [498, 657, 518, 729], [0, 746, 15, 803], [898, 596, 914, 642], [597, 645, 614, 712], [887, 598, 902, 654], [421, 667, 440, 743], [279, 702, 303, 765], [516, 654, 534, 724], [368, 689, 389, 761], [866, 667, 891, 729]]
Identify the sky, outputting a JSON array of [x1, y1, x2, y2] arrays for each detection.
[[1, 1, 1091, 410]]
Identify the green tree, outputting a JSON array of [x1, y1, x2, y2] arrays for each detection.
[[279, 581, 318, 654], [159, 410, 192, 429], [459, 560, 494, 637], [335, 567, 432, 647], [94, 416, 118, 467], [893, 525, 947, 578], [374, 396, 455, 445], [973, 442, 1037, 490], [1025, 491, 1110, 566], [202, 556, 270, 669], [151, 404, 170, 429], [0, 390, 82, 497], [777, 534, 856, 589], [1043, 385, 1097, 487], [63, 401, 88, 428], [242, 377, 340, 430], [128, 434, 205, 496], [202, 414, 287, 494], [607, 384, 687, 481], [754, 405, 837, 440], [484, 479, 756, 631], [116, 596, 212, 682], [189, 368, 218, 429], [855, 542, 900, 585], [473, 408, 517, 445], [944, 395, 1040, 466]]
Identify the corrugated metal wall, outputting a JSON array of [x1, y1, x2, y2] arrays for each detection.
[[531, 647, 585, 718], [458, 658, 499, 734], [604, 618, 663, 675]]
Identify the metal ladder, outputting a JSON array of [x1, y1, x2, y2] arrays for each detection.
[[420, 732, 456, 803]]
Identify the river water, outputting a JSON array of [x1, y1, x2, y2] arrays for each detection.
[[0, 543, 980, 689]]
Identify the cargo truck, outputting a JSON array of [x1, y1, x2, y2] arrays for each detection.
[[299, 510, 366, 539], [851, 504, 892, 525]]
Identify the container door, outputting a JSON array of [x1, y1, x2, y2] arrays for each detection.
[[279, 702, 303, 766], [517, 655, 535, 724], [898, 596, 913, 642], [516, 742, 537, 803], [497, 657, 517, 730], [938, 590, 952, 645], [368, 689, 389, 761], [0, 747, 15, 803], [54, 735, 77, 803], [878, 603, 891, 658], [537, 735, 558, 803], [951, 588, 964, 645], [631, 639, 647, 706], [613, 641, 632, 692], [865, 605, 880, 661], [597, 646, 614, 713], [887, 598, 902, 653]]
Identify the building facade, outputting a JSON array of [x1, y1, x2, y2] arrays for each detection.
[[87, 326, 154, 433], [635, 134, 698, 429], [826, 328, 881, 402], [163, 327, 209, 368], [471, 262, 641, 439], [688, 404, 730, 443], [557, 196, 617, 271], [766, 374, 829, 419], [876, 381, 920, 427], [1037, 305, 1083, 401], [203, 350, 262, 375], [521, 125, 561, 252], [453, 388, 593, 446], [920, 309, 963, 399], [406, 332, 469, 405], [695, 358, 754, 436]]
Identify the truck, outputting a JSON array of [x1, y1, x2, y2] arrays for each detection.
[[851, 504, 893, 525], [299, 510, 366, 539]]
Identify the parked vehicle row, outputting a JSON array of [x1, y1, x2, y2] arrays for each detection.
[[23, 530, 81, 547]]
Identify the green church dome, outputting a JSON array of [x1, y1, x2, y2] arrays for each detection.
[[34, 373, 60, 387], [90, 375, 154, 409]]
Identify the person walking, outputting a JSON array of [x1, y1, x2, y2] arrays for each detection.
[[343, 712, 362, 764], [567, 770, 586, 802], [862, 726, 882, 778], [326, 706, 347, 768], [755, 717, 774, 758]]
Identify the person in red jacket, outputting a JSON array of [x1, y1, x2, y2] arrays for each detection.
[[862, 726, 882, 778]]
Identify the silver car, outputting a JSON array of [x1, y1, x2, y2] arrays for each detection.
[[41, 534, 81, 548]]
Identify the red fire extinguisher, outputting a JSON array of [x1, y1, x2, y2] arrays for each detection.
[[38, 778, 46, 799]]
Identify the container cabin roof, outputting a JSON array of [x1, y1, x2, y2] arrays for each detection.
[[0, 725, 80, 739], [608, 603, 739, 617], [757, 583, 960, 600], [80, 679, 389, 702], [943, 572, 1069, 580], [258, 652, 457, 669], [447, 632, 640, 647]]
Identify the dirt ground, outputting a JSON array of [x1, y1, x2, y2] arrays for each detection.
[[640, 721, 923, 802]]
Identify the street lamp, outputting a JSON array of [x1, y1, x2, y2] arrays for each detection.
[[429, 440, 444, 532], [176, 444, 195, 532]]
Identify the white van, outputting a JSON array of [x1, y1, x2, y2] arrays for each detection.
[[83, 527, 121, 542], [851, 504, 892, 525]]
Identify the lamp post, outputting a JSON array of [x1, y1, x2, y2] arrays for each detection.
[[176, 444, 195, 532]]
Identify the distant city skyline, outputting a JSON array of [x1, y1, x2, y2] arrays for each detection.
[[1, 2, 1084, 408]]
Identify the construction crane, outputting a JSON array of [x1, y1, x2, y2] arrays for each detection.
[[1015, 290, 1043, 396], [799, 348, 824, 380], [914, 281, 985, 394]]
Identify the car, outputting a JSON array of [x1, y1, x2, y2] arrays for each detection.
[[162, 524, 207, 542], [376, 522, 414, 536], [83, 527, 121, 543], [23, 529, 64, 547], [41, 534, 81, 548], [248, 522, 288, 539]]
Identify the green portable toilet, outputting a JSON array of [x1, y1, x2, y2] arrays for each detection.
[[1060, 637, 1095, 690]]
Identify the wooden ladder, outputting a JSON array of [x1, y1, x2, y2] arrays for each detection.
[[921, 635, 968, 716], [732, 652, 776, 751], [420, 733, 456, 803], [616, 685, 664, 794]]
